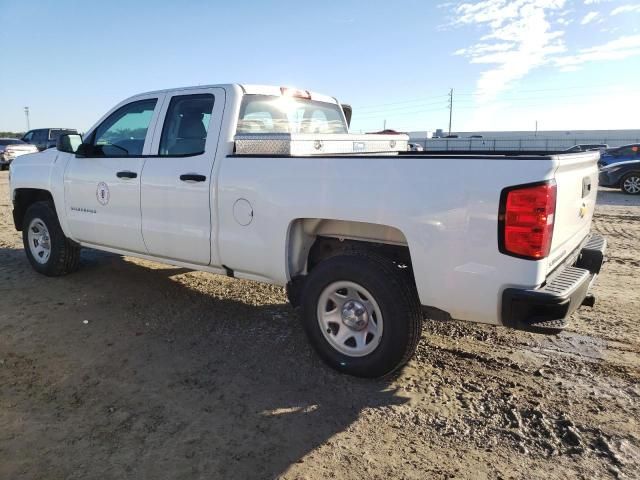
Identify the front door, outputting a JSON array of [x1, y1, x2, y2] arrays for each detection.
[[141, 87, 225, 265], [64, 95, 164, 254]]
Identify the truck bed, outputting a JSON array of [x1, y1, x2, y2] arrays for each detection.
[[218, 149, 599, 323]]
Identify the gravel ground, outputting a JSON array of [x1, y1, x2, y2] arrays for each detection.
[[0, 171, 638, 480]]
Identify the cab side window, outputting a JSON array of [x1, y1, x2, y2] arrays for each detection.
[[91, 99, 157, 156], [33, 130, 47, 145], [159, 94, 214, 156]]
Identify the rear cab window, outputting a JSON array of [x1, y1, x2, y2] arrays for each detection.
[[236, 95, 347, 134]]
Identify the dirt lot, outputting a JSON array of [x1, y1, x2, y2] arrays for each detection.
[[0, 171, 638, 480]]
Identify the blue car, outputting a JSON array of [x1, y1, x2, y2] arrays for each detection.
[[598, 144, 640, 167], [599, 160, 640, 195]]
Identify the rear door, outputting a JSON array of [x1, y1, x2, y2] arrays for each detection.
[[547, 152, 599, 272], [140, 87, 225, 265], [64, 94, 164, 253]]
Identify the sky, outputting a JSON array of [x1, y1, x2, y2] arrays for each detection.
[[1, 0, 639, 134]]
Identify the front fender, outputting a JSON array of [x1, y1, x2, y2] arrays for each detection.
[[10, 149, 74, 238]]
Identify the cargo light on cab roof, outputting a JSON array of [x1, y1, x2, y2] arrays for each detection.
[[280, 87, 312, 99]]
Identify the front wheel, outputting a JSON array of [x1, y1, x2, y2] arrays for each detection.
[[300, 251, 422, 377], [22, 201, 81, 276], [621, 173, 640, 195]]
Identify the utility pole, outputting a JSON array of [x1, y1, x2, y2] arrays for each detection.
[[447, 88, 453, 136], [535, 120, 538, 136], [383, 119, 387, 131], [24, 106, 30, 131]]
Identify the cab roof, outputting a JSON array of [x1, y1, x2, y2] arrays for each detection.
[[132, 84, 338, 105]]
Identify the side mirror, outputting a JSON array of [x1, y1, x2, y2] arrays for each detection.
[[57, 134, 83, 154], [75, 142, 96, 157]]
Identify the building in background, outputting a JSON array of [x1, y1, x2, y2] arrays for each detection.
[[408, 129, 640, 151]]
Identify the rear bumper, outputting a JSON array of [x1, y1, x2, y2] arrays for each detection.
[[501, 233, 606, 331]]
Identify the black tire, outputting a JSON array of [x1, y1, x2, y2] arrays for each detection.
[[300, 251, 422, 378], [22, 201, 80, 276], [620, 173, 640, 195]]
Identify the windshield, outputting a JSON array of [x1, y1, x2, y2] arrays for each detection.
[[237, 95, 347, 135]]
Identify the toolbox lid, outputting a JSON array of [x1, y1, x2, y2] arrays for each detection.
[[234, 133, 409, 156]]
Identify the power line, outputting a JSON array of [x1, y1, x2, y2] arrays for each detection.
[[353, 93, 448, 110], [351, 83, 632, 113], [353, 98, 450, 114], [455, 82, 621, 96], [353, 104, 449, 119]]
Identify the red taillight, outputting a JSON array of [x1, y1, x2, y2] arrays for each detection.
[[499, 181, 556, 260]]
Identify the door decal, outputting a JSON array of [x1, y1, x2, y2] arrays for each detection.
[[96, 182, 110, 206]]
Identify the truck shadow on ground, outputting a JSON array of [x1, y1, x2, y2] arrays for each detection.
[[0, 247, 409, 480]]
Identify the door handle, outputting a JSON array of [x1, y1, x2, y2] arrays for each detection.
[[180, 174, 206, 182], [116, 171, 137, 179]]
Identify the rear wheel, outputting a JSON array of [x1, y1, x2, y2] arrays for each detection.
[[22, 201, 80, 276], [300, 251, 422, 377], [621, 173, 640, 195]]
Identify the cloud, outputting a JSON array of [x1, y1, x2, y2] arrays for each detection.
[[451, 0, 567, 99], [611, 4, 640, 15], [450, 0, 640, 98], [554, 34, 640, 70], [580, 11, 599, 24]]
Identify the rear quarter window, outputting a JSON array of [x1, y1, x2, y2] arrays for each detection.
[[236, 95, 347, 134]]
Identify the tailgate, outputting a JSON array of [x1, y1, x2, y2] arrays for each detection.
[[547, 152, 599, 273]]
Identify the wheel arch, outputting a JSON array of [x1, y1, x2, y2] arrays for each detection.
[[285, 218, 415, 305], [12, 188, 55, 231]]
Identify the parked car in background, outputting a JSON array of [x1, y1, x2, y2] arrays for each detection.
[[408, 143, 424, 151], [0, 138, 38, 170], [565, 144, 608, 153], [599, 160, 640, 195], [21, 128, 78, 151], [598, 144, 640, 167]]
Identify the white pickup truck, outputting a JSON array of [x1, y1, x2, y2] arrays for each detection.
[[9, 84, 606, 377]]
